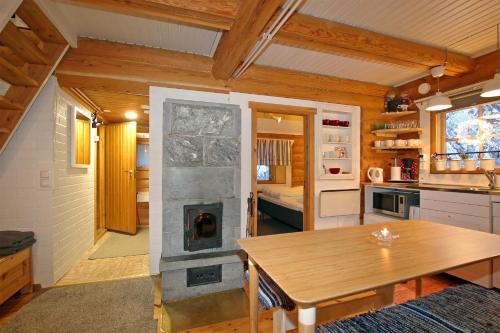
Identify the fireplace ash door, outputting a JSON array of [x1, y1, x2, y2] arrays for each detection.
[[184, 203, 223, 252]]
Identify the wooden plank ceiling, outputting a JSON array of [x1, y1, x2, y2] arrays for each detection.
[[0, 0, 68, 152], [53, 0, 496, 127]]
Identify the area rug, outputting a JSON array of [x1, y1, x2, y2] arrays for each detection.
[[0, 277, 156, 333], [89, 228, 149, 259]]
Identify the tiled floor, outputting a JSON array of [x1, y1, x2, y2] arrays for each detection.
[[56, 232, 150, 286]]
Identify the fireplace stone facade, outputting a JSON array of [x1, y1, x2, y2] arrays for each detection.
[[160, 99, 243, 301]]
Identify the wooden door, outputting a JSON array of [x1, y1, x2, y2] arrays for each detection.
[[105, 122, 137, 234]]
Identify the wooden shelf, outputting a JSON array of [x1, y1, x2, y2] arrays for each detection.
[[323, 141, 351, 145], [372, 146, 422, 151], [323, 158, 351, 160], [322, 125, 351, 129], [371, 128, 423, 137], [381, 111, 417, 117], [320, 173, 355, 180]]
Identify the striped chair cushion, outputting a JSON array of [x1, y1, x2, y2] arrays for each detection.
[[244, 269, 296, 311], [317, 284, 500, 333]]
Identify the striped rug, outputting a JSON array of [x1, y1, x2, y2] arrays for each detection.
[[317, 284, 500, 333]]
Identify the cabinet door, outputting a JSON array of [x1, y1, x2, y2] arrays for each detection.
[[420, 207, 492, 287]]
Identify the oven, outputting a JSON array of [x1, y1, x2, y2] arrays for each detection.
[[373, 190, 420, 219]]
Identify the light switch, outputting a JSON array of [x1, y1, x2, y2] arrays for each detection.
[[40, 169, 51, 188]]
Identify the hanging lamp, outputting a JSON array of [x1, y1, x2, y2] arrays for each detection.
[[480, 24, 500, 98], [426, 64, 452, 111]]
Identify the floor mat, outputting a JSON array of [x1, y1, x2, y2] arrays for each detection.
[[0, 277, 156, 333], [89, 228, 149, 259]]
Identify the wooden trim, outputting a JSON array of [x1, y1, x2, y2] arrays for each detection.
[[251, 109, 258, 237], [276, 14, 475, 75], [249, 101, 317, 115], [54, 0, 239, 30], [212, 0, 282, 79], [250, 101, 315, 232]]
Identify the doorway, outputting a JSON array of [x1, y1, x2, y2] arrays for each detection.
[[249, 102, 316, 236]]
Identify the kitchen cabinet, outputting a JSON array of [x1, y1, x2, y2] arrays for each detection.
[[420, 190, 492, 287]]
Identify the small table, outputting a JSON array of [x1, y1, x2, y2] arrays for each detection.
[[0, 247, 33, 305], [238, 220, 500, 333]]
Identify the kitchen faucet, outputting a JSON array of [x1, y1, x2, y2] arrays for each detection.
[[483, 169, 497, 189]]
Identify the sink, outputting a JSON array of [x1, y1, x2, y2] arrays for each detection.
[[408, 183, 493, 193]]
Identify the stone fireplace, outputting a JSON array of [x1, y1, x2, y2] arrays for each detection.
[[160, 99, 243, 302]]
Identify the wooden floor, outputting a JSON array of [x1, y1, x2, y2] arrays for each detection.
[[56, 232, 150, 286], [177, 274, 460, 333]]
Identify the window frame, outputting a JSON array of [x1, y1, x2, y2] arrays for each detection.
[[430, 100, 500, 174]]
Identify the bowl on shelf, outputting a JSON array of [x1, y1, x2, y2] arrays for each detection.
[[329, 167, 341, 174]]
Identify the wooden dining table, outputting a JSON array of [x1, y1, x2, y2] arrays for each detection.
[[238, 220, 500, 333]]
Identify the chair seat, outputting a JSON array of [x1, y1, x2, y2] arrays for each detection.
[[244, 269, 296, 311], [317, 283, 500, 333]]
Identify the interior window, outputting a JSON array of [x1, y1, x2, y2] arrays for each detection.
[[438, 101, 499, 166], [137, 144, 149, 168]]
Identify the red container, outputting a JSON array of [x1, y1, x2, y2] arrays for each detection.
[[322, 119, 329, 125], [329, 167, 341, 174], [331, 119, 339, 126]]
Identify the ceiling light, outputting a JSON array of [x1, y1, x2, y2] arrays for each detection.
[[425, 62, 452, 112], [426, 92, 452, 111], [481, 24, 500, 98], [125, 111, 138, 120]]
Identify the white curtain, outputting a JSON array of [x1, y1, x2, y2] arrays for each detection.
[[257, 139, 293, 166]]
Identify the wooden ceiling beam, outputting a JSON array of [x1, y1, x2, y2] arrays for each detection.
[[73, 38, 214, 73], [212, 0, 283, 80], [54, 0, 239, 30], [0, 57, 39, 86], [396, 51, 497, 99], [16, 0, 67, 44], [0, 21, 50, 65], [275, 14, 476, 76], [56, 52, 230, 92], [57, 74, 150, 96]]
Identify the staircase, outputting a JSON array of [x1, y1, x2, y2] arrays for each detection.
[[0, 0, 68, 153]]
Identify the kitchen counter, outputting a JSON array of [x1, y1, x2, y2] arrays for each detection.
[[364, 182, 500, 195]]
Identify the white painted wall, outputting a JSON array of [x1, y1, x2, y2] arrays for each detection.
[[0, 77, 56, 286], [418, 102, 499, 187], [52, 89, 95, 282], [149, 88, 361, 273], [0, 77, 95, 286]]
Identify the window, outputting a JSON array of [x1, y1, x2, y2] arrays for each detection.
[[257, 165, 271, 181], [434, 101, 499, 170]]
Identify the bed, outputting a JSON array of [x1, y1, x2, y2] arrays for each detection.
[[257, 185, 303, 233]]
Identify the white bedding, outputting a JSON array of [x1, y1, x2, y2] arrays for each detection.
[[258, 184, 304, 212], [259, 184, 303, 199], [258, 193, 303, 212]]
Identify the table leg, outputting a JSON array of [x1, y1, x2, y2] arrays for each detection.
[[416, 277, 423, 297], [273, 308, 286, 333], [298, 305, 316, 333], [248, 258, 259, 333]]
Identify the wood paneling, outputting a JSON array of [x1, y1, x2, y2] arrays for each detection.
[[257, 133, 304, 187], [95, 126, 106, 242], [212, 0, 282, 79], [397, 51, 497, 99], [104, 122, 137, 235], [276, 14, 475, 75], [136, 169, 149, 192], [56, 0, 240, 30], [137, 202, 149, 226]]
